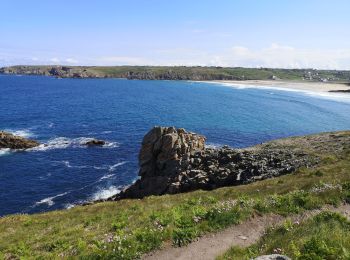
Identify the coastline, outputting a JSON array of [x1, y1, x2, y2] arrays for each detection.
[[199, 79, 350, 103], [203, 80, 350, 93]]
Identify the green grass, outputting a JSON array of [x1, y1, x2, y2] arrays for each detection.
[[219, 211, 350, 260], [0, 150, 349, 259], [2, 65, 350, 82]]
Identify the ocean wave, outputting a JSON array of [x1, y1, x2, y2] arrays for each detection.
[[206, 142, 224, 149], [102, 141, 119, 148], [90, 186, 121, 200], [101, 130, 113, 134], [38, 173, 52, 180], [53, 160, 90, 169], [51, 160, 127, 171], [34, 192, 69, 207], [4, 129, 36, 138], [99, 174, 115, 180], [109, 161, 127, 171], [64, 203, 75, 209], [28, 137, 118, 152], [0, 148, 11, 156]]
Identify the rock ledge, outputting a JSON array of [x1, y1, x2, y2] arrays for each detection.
[[110, 126, 318, 200], [0, 131, 40, 149]]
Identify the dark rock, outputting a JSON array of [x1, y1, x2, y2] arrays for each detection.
[[107, 126, 321, 201], [114, 126, 206, 199], [84, 139, 106, 146], [329, 89, 350, 93], [0, 131, 40, 149]]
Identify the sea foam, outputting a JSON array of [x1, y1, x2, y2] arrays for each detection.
[[109, 161, 127, 172], [91, 186, 121, 200], [4, 129, 36, 138], [34, 192, 69, 207], [0, 148, 11, 157], [29, 137, 119, 152], [99, 174, 115, 181]]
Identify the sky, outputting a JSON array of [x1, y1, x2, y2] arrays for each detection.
[[0, 0, 349, 69]]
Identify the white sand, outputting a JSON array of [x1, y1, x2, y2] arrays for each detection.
[[196, 79, 350, 103], [205, 80, 350, 93]]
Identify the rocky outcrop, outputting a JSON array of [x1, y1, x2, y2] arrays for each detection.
[[0, 131, 39, 149], [115, 127, 206, 199], [0, 66, 105, 79], [110, 127, 319, 200], [83, 139, 106, 146], [329, 89, 350, 93]]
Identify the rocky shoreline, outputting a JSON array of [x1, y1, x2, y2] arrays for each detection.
[[0, 131, 40, 149], [108, 127, 350, 201], [2, 126, 350, 203], [2, 65, 350, 83]]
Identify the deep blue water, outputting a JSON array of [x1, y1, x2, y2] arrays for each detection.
[[1, 75, 350, 216]]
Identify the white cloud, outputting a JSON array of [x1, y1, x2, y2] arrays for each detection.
[[65, 58, 78, 64], [215, 44, 350, 69], [95, 56, 153, 66], [191, 29, 206, 34], [1, 44, 350, 69], [50, 57, 60, 63]]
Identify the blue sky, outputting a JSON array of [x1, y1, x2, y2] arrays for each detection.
[[1, 0, 349, 69]]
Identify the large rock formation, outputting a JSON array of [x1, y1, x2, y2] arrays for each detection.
[[111, 127, 319, 200], [116, 127, 206, 199], [0, 131, 40, 149]]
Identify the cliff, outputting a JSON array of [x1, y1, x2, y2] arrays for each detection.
[[1, 65, 350, 82], [110, 127, 350, 200]]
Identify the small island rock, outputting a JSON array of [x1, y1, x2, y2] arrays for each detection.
[[0, 131, 40, 149], [84, 139, 106, 146]]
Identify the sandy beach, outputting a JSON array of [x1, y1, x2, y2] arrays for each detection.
[[205, 80, 350, 93]]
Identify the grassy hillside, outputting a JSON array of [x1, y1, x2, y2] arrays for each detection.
[[0, 132, 350, 259], [1, 65, 350, 82]]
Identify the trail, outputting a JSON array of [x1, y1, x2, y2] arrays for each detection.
[[143, 204, 350, 260]]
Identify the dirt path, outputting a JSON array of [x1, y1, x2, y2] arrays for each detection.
[[143, 204, 350, 260]]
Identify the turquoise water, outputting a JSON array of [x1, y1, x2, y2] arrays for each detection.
[[0, 75, 350, 216]]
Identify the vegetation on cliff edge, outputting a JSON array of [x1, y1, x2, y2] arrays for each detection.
[[1, 65, 350, 82], [0, 132, 349, 259]]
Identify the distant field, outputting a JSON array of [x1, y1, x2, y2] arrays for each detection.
[[1, 65, 350, 82]]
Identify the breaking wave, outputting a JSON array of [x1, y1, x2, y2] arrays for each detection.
[[102, 141, 119, 148], [90, 186, 121, 200], [53, 160, 90, 169], [4, 129, 36, 138], [99, 174, 115, 180], [109, 161, 127, 171], [64, 203, 75, 209], [34, 192, 69, 207], [0, 148, 11, 157], [51, 160, 127, 171], [29, 137, 119, 152], [206, 142, 224, 149]]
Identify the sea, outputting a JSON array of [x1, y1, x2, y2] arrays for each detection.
[[1, 75, 350, 216]]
